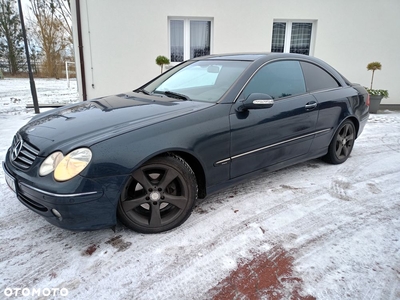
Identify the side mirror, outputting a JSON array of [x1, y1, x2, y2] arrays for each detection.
[[236, 93, 274, 112]]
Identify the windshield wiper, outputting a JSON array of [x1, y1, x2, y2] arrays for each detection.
[[164, 91, 191, 101], [136, 88, 151, 95]]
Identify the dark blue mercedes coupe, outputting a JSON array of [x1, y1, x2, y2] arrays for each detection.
[[3, 53, 370, 233]]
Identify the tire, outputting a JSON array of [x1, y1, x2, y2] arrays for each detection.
[[324, 120, 356, 164], [118, 155, 198, 233]]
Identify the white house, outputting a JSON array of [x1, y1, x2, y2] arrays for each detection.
[[70, 0, 400, 106]]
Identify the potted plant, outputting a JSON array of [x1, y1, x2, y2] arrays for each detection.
[[155, 55, 170, 73], [366, 62, 389, 113]]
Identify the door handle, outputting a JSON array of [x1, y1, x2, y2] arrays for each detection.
[[305, 101, 318, 110]]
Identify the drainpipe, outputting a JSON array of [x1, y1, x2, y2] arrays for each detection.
[[76, 0, 87, 100]]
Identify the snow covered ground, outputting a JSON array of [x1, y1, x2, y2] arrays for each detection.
[[0, 78, 399, 299], [0, 78, 79, 114]]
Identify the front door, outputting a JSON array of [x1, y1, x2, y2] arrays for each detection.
[[229, 60, 319, 178]]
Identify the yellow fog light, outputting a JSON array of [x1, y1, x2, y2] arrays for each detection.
[[54, 148, 92, 182]]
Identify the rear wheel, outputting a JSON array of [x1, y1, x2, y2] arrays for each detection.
[[324, 120, 356, 164], [118, 155, 197, 233]]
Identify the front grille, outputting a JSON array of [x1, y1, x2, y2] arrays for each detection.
[[10, 134, 40, 170]]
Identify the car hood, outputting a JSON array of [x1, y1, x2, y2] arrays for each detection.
[[19, 92, 214, 156]]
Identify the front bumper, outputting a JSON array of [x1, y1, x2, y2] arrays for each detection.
[[3, 161, 119, 231]]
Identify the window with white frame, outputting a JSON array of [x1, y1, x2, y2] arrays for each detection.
[[170, 18, 212, 63], [271, 21, 316, 55]]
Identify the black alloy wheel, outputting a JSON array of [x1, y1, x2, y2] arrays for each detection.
[[325, 120, 356, 164], [118, 155, 197, 233]]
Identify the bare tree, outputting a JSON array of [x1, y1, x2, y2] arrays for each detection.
[[29, 0, 70, 77], [53, 0, 72, 44], [0, 0, 25, 75]]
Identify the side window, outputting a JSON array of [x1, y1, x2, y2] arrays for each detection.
[[300, 62, 340, 92], [242, 61, 306, 99]]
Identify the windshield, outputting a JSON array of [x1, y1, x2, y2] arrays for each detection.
[[143, 60, 250, 103]]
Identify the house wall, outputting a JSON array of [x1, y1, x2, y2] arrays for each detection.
[[71, 0, 400, 104]]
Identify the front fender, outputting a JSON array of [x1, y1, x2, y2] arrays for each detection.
[[84, 104, 232, 189]]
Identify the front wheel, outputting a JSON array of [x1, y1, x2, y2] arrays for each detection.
[[324, 120, 356, 164], [118, 155, 197, 233]]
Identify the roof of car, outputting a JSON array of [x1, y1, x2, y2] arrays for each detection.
[[193, 53, 310, 62], [191, 53, 348, 89]]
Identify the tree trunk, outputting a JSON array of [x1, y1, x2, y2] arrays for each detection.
[[370, 70, 375, 90]]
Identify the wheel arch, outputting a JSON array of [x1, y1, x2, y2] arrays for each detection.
[[342, 116, 360, 138], [154, 151, 207, 199], [329, 116, 359, 146]]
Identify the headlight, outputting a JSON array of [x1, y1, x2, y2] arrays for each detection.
[[54, 148, 92, 182], [39, 151, 64, 176]]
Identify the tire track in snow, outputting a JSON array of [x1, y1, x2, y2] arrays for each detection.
[[60, 183, 329, 299], [123, 185, 335, 299], [281, 183, 400, 299], [128, 161, 400, 299], [281, 193, 399, 298]]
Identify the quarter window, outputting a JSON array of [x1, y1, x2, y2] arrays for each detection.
[[170, 19, 212, 63], [300, 62, 340, 92], [242, 61, 306, 99], [271, 21, 315, 55]]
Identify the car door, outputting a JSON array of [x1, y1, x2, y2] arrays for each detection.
[[229, 60, 319, 178]]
